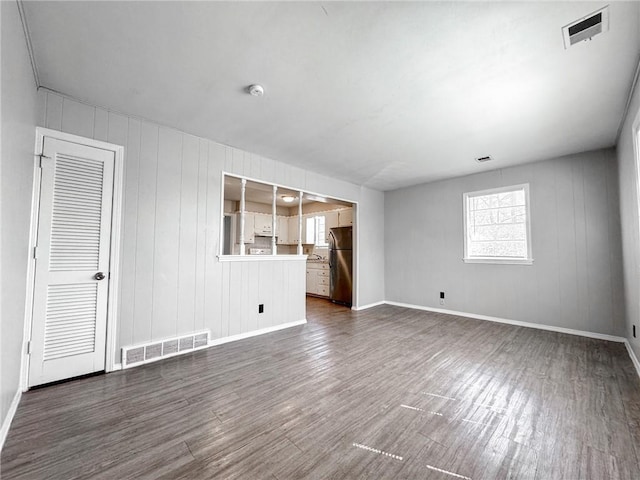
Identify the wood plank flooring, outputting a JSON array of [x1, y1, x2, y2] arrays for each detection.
[[2, 297, 640, 479]]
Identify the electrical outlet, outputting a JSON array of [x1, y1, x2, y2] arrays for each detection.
[[439, 291, 445, 306], [259, 304, 264, 314], [634, 325, 636, 338]]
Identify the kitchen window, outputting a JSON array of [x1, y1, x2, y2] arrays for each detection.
[[306, 216, 327, 247], [463, 184, 533, 264]]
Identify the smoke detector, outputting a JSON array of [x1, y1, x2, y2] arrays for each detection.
[[248, 84, 264, 97], [562, 6, 609, 49]]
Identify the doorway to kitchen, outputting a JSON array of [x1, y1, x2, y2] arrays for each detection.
[[305, 296, 352, 323], [220, 173, 357, 308]]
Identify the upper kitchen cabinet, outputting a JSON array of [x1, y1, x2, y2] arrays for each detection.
[[245, 180, 275, 235], [288, 215, 302, 244], [277, 216, 289, 245], [254, 213, 273, 236], [324, 211, 339, 242], [236, 212, 256, 244], [338, 208, 353, 226]]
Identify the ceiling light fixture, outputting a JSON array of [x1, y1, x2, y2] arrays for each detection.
[[281, 195, 296, 203], [248, 84, 264, 97]]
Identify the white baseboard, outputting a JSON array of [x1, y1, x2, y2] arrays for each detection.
[[625, 341, 640, 380], [0, 389, 22, 452], [352, 301, 385, 311], [209, 319, 307, 347], [384, 301, 626, 343], [111, 363, 122, 371]]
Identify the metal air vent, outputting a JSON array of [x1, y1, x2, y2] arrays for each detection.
[[562, 6, 609, 49], [476, 156, 493, 163], [121, 330, 210, 369]]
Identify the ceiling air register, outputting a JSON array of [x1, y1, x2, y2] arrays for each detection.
[[562, 6, 609, 49]]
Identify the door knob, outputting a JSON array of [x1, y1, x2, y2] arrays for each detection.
[[94, 272, 106, 281]]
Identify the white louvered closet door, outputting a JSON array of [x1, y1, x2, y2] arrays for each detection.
[[29, 137, 115, 387]]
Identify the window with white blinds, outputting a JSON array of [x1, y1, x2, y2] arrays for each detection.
[[463, 184, 533, 264]]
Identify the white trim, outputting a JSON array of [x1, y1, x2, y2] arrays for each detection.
[[217, 254, 308, 263], [21, 131, 45, 391], [353, 202, 359, 309], [384, 301, 626, 343], [208, 319, 307, 347], [112, 363, 122, 371], [24, 128, 124, 389], [352, 301, 385, 311], [222, 172, 357, 207], [632, 113, 640, 339], [0, 389, 22, 452], [105, 137, 124, 373], [462, 258, 534, 265], [616, 39, 640, 142], [625, 341, 640, 380], [463, 183, 532, 265]]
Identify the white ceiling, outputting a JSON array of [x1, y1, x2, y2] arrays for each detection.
[[23, 1, 640, 191]]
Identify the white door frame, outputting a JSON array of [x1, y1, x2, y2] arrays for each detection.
[[21, 127, 124, 391]]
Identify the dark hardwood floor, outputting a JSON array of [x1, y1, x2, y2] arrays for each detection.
[[2, 297, 640, 479]]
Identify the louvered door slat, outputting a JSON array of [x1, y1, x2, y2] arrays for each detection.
[[43, 283, 98, 360], [49, 155, 104, 273]]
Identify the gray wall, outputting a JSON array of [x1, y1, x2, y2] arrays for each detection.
[[385, 149, 624, 336], [357, 186, 385, 307], [1, 1, 39, 435], [37, 90, 386, 354], [617, 76, 640, 359]]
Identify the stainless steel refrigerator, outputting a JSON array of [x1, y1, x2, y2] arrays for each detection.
[[328, 226, 352, 307]]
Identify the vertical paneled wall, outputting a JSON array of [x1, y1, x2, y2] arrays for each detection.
[[1, 0, 40, 434], [617, 77, 640, 358], [37, 90, 383, 356], [385, 149, 625, 336]]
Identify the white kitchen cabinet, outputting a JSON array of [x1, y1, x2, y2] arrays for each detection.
[[276, 216, 289, 245], [306, 269, 317, 294], [338, 208, 353, 226], [306, 263, 330, 297], [254, 213, 273, 236], [288, 215, 303, 244], [324, 211, 339, 242], [236, 212, 255, 244]]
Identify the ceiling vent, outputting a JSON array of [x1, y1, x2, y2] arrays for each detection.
[[562, 6, 609, 49], [476, 156, 493, 163]]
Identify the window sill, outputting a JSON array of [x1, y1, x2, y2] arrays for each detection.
[[218, 254, 308, 263], [463, 257, 534, 265]]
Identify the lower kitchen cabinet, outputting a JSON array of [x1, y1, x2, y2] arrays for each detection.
[[306, 263, 330, 297]]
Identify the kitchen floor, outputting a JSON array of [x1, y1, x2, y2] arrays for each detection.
[[2, 301, 639, 479]]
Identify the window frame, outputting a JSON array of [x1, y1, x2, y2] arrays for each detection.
[[462, 183, 533, 265]]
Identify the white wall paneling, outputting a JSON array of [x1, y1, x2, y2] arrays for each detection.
[[37, 90, 385, 359], [617, 67, 640, 360], [385, 149, 624, 337], [1, 0, 40, 446]]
